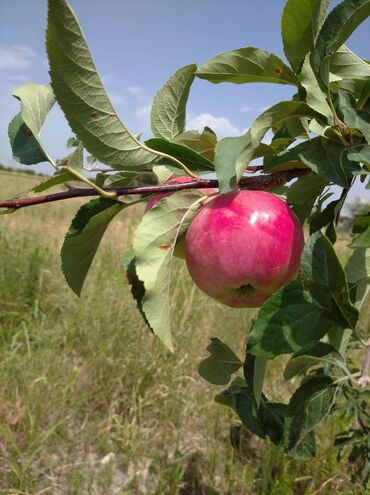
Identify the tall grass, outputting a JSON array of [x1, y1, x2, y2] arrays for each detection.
[[0, 173, 365, 494]]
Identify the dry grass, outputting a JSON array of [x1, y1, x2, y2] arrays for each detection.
[[0, 172, 367, 494]]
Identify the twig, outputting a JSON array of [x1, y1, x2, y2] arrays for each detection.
[[0, 169, 309, 211]]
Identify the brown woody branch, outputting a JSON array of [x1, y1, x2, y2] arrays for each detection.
[[0, 169, 309, 211]]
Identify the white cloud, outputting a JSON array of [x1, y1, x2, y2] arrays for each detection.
[[187, 112, 241, 138], [135, 104, 151, 119], [0, 46, 36, 71], [240, 104, 253, 113], [107, 91, 125, 106], [101, 72, 118, 85], [127, 85, 142, 95]]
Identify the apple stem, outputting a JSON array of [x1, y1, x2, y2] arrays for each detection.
[[0, 169, 309, 211]]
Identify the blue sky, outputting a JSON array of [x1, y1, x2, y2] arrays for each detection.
[[0, 0, 369, 204]]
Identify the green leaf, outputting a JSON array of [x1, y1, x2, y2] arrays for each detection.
[[133, 191, 204, 351], [284, 342, 346, 380], [313, 0, 370, 77], [326, 45, 370, 81], [215, 102, 319, 192], [247, 280, 330, 358], [8, 113, 49, 165], [301, 55, 333, 122], [46, 0, 157, 168], [351, 227, 370, 248], [33, 168, 77, 193], [214, 377, 247, 410], [301, 232, 359, 328], [243, 353, 267, 407], [235, 388, 266, 439], [346, 247, 370, 304], [123, 250, 153, 332], [285, 376, 335, 452], [338, 90, 370, 144], [10, 82, 55, 165], [172, 128, 217, 162], [198, 338, 242, 385], [67, 136, 79, 148], [61, 198, 125, 296], [287, 174, 328, 205], [151, 64, 197, 140], [145, 138, 215, 173], [196, 47, 297, 85], [309, 197, 344, 240], [348, 144, 370, 165], [281, 0, 330, 71], [296, 138, 355, 186], [352, 213, 370, 235], [104, 171, 156, 188]]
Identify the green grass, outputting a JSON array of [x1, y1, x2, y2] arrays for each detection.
[[0, 173, 366, 494]]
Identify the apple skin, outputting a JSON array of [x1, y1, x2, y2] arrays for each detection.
[[184, 190, 304, 308], [145, 176, 216, 258]]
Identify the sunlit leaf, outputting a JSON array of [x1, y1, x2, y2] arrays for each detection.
[[281, 0, 330, 71], [133, 191, 204, 351], [46, 0, 157, 168], [9, 82, 55, 165], [197, 47, 297, 85], [313, 0, 370, 78], [151, 64, 197, 140]]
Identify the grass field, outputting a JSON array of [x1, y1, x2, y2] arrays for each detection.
[[0, 172, 367, 494]]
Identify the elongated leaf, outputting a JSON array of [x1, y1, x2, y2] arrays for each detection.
[[346, 247, 370, 304], [281, 0, 330, 71], [173, 128, 217, 162], [348, 144, 370, 165], [123, 250, 153, 332], [151, 64, 196, 140], [105, 171, 156, 188], [8, 113, 49, 165], [198, 338, 242, 385], [267, 137, 356, 187], [10, 83, 55, 165], [301, 54, 333, 121], [247, 280, 331, 358], [327, 45, 370, 81], [145, 138, 215, 172], [46, 0, 157, 168], [313, 0, 370, 77], [301, 231, 359, 328], [33, 168, 77, 193], [338, 90, 370, 144], [196, 47, 297, 85], [215, 102, 319, 192], [284, 342, 346, 380], [287, 174, 328, 205], [243, 353, 267, 407], [285, 376, 335, 452], [351, 227, 370, 248], [133, 191, 204, 351], [61, 198, 125, 296]]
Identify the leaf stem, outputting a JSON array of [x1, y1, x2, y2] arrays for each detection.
[[65, 167, 117, 198], [141, 143, 199, 179]]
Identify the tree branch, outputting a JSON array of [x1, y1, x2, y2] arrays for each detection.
[[0, 169, 309, 211]]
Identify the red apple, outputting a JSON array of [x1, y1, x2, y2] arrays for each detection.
[[185, 190, 304, 308], [146, 176, 217, 258]]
